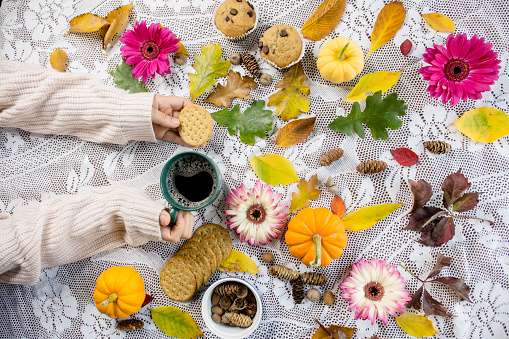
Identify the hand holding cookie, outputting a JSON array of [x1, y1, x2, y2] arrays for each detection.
[[151, 95, 195, 146]]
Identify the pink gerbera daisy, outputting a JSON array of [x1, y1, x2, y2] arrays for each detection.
[[120, 21, 180, 83], [419, 33, 501, 106], [340, 258, 411, 325]]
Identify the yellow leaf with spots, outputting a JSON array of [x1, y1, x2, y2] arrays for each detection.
[[344, 70, 403, 102], [290, 174, 321, 214], [422, 13, 456, 33], [453, 107, 509, 143], [50, 49, 67, 72], [367, 2, 406, 59], [67, 13, 109, 34], [395, 313, 439, 338], [342, 203, 403, 231], [250, 154, 299, 186], [217, 250, 259, 274]]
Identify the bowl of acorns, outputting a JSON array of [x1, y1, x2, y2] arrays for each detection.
[[201, 277, 262, 338]]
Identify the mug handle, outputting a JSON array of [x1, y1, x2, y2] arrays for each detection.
[[168, 206, 181, 224]]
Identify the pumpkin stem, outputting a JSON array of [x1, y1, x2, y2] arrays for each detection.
[[337, 43, 350, 61], [101, 293, 118, 306], [310, 234, 322, 267]]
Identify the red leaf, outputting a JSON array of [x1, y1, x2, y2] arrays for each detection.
[[142, 294, 153, 307], [431, 277, 472, 302], [406, 285, 423, 309], [420, 217, 455, 247], [391, 147, 419, 166], [403, 206, 444, 231], [452, 192, 479, 212], [422, 288, 455, 317], [426, 253, 451, 280], [406, 179, 433, 215], [331, 195, 346, 218], [442, 169, 471, 209], [400, 39, 412, 56]]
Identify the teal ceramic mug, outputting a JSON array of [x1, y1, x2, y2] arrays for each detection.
[[160, 151, 222, 222]]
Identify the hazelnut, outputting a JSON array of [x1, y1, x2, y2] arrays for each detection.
[[306, 288, 321, 302], [230, 53, 242, 65], [259, 73, 272, 86], [323, 290, 335, 306], [212, 313, 221, 323], [175, 53, 187, 66], [211, 305, 224, 315], [211, 293, 220, 305]]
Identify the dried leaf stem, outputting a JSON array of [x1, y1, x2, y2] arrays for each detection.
[[399, 264, 424, 283]]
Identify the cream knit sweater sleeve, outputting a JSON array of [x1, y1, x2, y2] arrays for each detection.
[[0, 186, 164, 285], [0, 58, 157, 144]]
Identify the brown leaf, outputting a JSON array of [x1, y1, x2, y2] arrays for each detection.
[[275, 117, 316, 147], [442, 169, 470, 210], [100, 2, 133, 40], [67, 13, 109, 34], [290, 174, 321, 214], [420, 217, 455, 247], [406, 179, 433, 215], [422, 288, 455, 317], [50, 49, 67, 72], [312, 324, 355, 339], [404, 207, 444, 231], [367, 2, 406, 58], [102, 3, 133, 51], [330, 195, 345, 218], [426, 253, 451, 279], [431, 277, 472, 302], [301, 0, 347, 41], [406, 285, 423, 309], [205, 70, 258, 107], [452, 192, 479, 212]]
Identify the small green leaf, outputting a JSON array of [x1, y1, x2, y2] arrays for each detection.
[[329, 91, 407, 140], [150, 306, 203, 338], [210, 100, 274, 145], [110, 60, 148, 93]]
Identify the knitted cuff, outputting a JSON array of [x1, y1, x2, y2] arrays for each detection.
[[116, 91, 157, 144], [123, 192, 164, 246]]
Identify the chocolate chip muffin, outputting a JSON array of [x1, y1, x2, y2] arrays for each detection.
[[258, 24, 303, 68], [214, 0, 257, 39]]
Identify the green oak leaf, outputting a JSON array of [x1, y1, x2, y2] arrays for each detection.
[[328, 90, 407, 140], [210, 100, 274, 145], [150, 306, 203, 338], [110, 60, 148, 93]]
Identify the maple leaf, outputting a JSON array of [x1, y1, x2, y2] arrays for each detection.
[[210, 100, 273, 145], [111, 60, 148, 93], [328, 91, 407, 140], [205, 70, 258, 107], [189, 43, 231, 102], [442, 169, 471, 210], [290, 174, 321, 214], [268, 62, 310, 121], [406, 179, 433, 215]]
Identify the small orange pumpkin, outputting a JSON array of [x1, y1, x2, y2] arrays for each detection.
[[93, 266, 146, 318], [285, 207, 347, 267]]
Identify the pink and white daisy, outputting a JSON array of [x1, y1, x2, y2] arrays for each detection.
[[419, 33, 501, 106], [340, 258, 411, 325], [120, 21, 180, 83], [225, 180, 288, 246]]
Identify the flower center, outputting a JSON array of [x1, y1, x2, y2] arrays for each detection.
[[141, 41, 160, 60], [246, 204, 266, 224], [444, 59, 469, 82], [364, 281, 385, 301]]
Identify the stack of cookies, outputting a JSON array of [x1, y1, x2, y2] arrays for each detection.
[[160, 223, 232, 301]]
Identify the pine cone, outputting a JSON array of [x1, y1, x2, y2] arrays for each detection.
[[423, 141, 451, 154], [269, 265, 300, 280], [300, 272, 327, 286], [320, 148, 344, 166], [225, 312, 253, 328], [356, 160, 388, 174], [292, 277, 305, 304], [215, 283, 239, 298], [116, 319, 144, 331], [242, 53, 259, 76], [245, 303, 257, 318]]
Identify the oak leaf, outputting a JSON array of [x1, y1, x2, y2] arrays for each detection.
[[268, 62, 310, 121], [111, 60, 148, 93], [67, 13, 109, 34], [290, 174, 321, 214], [406, 179, 433, 215], [250, 154, 299, 186], [210, 100, 273, 145], [50, 49, 67, 72], [205, 70, 258, 107], [330, 195, 346, 218], [150, 306, 203, 338], [189, 43, 231, 102], [101, 3, 132, 51], [343, 70, 403, 102], [301, 0, 347, 41], [312, 324, 355, 339], [422, 13, 456, 33], [452, 107, 509, 143], [275, 117, 316, 147], [395, 314, 439, 338], [391, 147, 419, 166], [367, 2, 406, 58], [328, 91, 407, 140], [342, 203, 403, 232], [218, 249, 259, 274]]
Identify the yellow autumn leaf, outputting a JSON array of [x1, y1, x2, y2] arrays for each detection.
[[312, 324, 356, 339], [422, 13, 456, 33], [50, 49, 67, 72], [250, 154, 299, 186], [342, 203, 403, 232], [344, 70, 403, 102], [217, 249, 259, 274], [176, 42, 189, 56], [301, 0, 347, 41], [268, 62, 310, 121], [290, 174, 321, 214], [367, 2, 406, 59], [67, 13, 109, 34], [452, 107, 509, 143], [275, 117, 316, 147], [395, 314, 439, 338], [102, 2, 133, 50]]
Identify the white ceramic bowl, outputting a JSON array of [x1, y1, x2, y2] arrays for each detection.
[[201, 277, 262, 339]]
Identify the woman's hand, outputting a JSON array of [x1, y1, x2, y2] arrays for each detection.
[[159, 210, 194, 242], [151, 95, 194, 146]]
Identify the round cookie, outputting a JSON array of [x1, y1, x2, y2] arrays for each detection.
[[177, 248, 212, 283], [193, 223, 232, 260], [169, 255, 204, 289], [178, 104, 213, 146], [160, 262, 196, 301], [182, 240, 217, 274], [214, 0, 256, 38], [190, 235, 223, 263], [258, 24, 303, 68]]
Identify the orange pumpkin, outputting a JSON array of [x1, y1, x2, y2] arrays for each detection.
[[93, 266, 146, 318], [285, 207, 347, 267]]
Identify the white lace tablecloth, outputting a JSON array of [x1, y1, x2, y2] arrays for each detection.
[[1, 0, 508, 338]]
